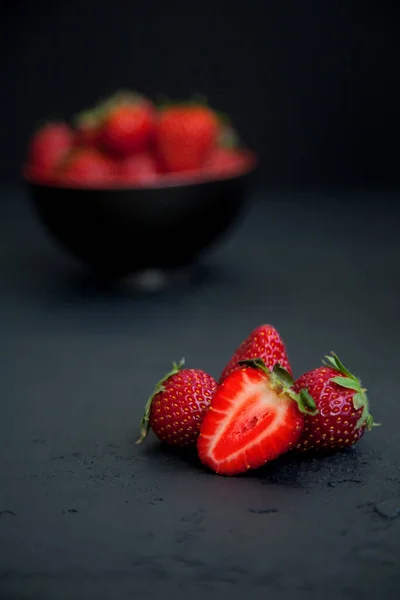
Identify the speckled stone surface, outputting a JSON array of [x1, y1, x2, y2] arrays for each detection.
[[1, 185, 400, 599]]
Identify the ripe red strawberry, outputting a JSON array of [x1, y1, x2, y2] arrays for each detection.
[[293, 352, 377, 452], [204, 148, 246, 178], [117, 152, 160, 184], [137, 360, 218, 447], [27, 122, 74, 174], [197, 359, 317, 476], [55, 149, 115, 187], [99, 94, 156, 156], [74, 109, 103, 147], [156, 104, 219, 173], [219, 324, 293, 383]]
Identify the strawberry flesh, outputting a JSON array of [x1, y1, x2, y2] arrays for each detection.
[[198, 362, 312, 476]]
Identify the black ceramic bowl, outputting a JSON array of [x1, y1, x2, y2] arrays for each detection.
[[24, 151, 258, 278]]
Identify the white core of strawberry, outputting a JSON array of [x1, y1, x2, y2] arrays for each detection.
[[201, 371, 289, 464]]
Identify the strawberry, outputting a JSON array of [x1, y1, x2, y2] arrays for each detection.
[[117, 152, 160, 184], [99, 93, 156, 156], [55, 149, 115, 187], [137, 360, 218, 447], [27, 122, 74, 174], [197, 359, 317, 476], [219, 324, 293, 383], [205, 148, 246, 178], [156, 103, 219, 173], [74, 108, 103, 147], [293, 352, 377, 452]]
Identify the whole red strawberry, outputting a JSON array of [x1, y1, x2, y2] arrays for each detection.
[[293, 352, 377, 452], [99, 93, 156, 156], [117, 153, 160, 185], [137, 360, 218, 447], [27, 122, 74, 175], [198, 359, 317, 476], [55, 149, 115, 187], [156, 103, 219, 173], [219, 324, 293, 383]]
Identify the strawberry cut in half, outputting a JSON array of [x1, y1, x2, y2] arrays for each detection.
[[197, 358, 317, 476]]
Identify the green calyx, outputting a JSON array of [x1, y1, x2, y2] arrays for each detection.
[[237, 358, 318, 416], [218, 123, 241, 149], [136, 358, 185, 444], [323, 352, 378, 430], [73, 90, 145, 129]]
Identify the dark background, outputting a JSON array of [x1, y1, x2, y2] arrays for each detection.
[[1, 0, 399, 187], [2, 3, 400, 599]]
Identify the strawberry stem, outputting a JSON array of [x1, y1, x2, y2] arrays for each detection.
[[136, 358, 185, 444], [323, 352, 378, 430], [237, 359, 318, 416]]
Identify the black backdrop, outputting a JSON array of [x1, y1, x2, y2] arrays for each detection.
[[1, 0, 399, 186]]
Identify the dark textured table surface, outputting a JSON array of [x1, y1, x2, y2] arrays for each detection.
[[1, 184, 400, 600]]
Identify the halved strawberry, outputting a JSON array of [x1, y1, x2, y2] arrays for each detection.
[[197, 359, 317, 476]]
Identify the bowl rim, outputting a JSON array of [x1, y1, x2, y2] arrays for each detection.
[[22, 150, 259, 192]]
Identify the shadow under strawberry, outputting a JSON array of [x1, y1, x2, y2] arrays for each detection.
[[142, 440, 203, 471], [142, 437, 366, 489], [244, 445, 367, 489]]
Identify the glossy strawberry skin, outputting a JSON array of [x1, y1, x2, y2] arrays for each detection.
[[27, 122, 74, 173], [198, 366, 305, 476], [100, 102, 155, 156], [156, 106, 219, 173], [293, 366, 366, 451], [145, 369, 217, 447], [219, 324, 293, 383], [55, 149, 115, 187]]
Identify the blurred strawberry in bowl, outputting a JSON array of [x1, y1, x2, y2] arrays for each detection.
[[23, 90, 256, 189], [116, 153, 160, 185], [205, 147, 248, 178], [26, 122, 74, 180], [73, 109, 103, 148], [54, 148, 116, 187], [22, 90, 258, 277], [98, 92, 156, 156], [155, 102, 219, 173]]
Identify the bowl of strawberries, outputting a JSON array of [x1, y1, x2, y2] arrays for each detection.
[[23, 91, 258, 278]]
